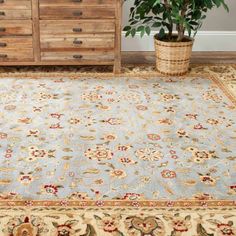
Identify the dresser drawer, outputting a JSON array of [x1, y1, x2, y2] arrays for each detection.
[[40, 6, 115, 19], [0, 37, 33, 49], [39, 0, 115, 7], [41, 34, 115, 50], [0, 21, 32, 36], [0, 10, 31, 19], [40, 20, 115, 36], [41, 50, 114, 62], [0, 48, 33, 61], [0, 0, 31, 10]]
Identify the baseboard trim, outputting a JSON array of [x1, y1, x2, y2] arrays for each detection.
[[122, 31, 236, 52]]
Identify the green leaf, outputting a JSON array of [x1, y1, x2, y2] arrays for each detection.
[[152, 22, 162, 28], [222, 1, 229, 12], [212, 0, 221, 7], [131, 28, 137, 37], [137, 25, 145, 32], [140, 28, 145, 37], [123, 26, 131, 31], [145, 26, 151, 35], [125, 30, 131, 37]]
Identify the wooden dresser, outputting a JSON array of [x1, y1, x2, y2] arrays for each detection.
[[0, 0, 121, 73]]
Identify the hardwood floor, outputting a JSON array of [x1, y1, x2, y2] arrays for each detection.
[[122, 51, 236, 64]]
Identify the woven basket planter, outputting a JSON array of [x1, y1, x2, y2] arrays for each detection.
[[154, 35, 194, 76]]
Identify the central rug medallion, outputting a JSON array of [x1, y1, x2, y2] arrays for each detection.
[[0, 74, 235, 235]]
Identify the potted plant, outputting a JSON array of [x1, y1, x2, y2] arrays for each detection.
[[124, 0, 229, 75]]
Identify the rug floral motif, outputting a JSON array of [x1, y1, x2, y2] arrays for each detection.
[[0, 207, 236, 235], [0, 68, 236, 235]]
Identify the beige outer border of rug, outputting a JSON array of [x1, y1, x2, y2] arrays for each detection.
[[0, 69, 235, 208], [207, 74, 236, 106]]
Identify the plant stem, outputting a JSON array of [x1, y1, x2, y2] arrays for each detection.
[[164, 0, 173, 40], [177, 0, 189, 41]]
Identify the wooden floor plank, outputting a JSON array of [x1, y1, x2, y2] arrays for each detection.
[[122, 51, 236, 64]]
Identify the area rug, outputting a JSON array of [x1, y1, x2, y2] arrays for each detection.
[[0, 70, 236, 235]]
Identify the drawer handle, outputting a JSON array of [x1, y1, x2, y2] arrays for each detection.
[[0, 11, 5, 16], [73, 28, 82, 33], [0, 42, 7, 47], [73, 55, 83, 59], [73, 0, 82, 2], [0, 0, 4, 4], [73, 40, 83, 45], [73, 11, 83, 16], [0, 27, 6, 32], [0, 54, 7, 58]]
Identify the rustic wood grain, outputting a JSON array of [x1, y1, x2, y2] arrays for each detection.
[[0, 10, 31, 20], [32, 0, 41, 62], [114, 0, 122, 73], [41, 34, 115, 50], [41, 50, 114, 62], [0, 0, 31, 10], [0, 48, 34, 61], [0, 20, 32, 36], [39, 0, 115, 7], [40, 7, 115, 19], [40, 20, 115, 35], [0, 37, 33, 48]]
